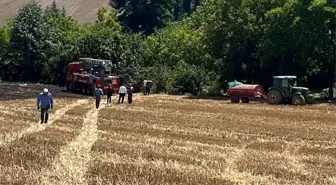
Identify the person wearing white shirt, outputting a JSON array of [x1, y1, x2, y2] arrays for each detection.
[[143, 80, 147, 95], [118, 84, 127, 104]]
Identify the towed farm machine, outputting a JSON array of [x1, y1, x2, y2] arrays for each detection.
[[65, 58, 121, 95], [227, 76, 315, 105]]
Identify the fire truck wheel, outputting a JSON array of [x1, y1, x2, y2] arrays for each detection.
[[81, 87, 86, 95], [66, 83, 71, 91], [241, 98, 249, 103], [230, 96, 240, 103], [89, 89, 94, 96]]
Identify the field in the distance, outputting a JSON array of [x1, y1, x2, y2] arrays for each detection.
[[0, 0, 110, 25], [0, 83, 335, 184]]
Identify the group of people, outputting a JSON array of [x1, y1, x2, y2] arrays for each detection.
[[94, 83, 133, 109], [36, 81, 151, 124]]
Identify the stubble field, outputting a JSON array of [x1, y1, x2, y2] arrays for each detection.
[[0, 0, 110, 25], [0, 83, 335, 185]]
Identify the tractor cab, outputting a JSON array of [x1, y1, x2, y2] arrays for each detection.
[[267, 76, 314, 105], [273, 76, 311, 97]]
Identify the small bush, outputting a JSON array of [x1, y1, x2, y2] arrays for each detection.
[[165, 60, 212, 95]]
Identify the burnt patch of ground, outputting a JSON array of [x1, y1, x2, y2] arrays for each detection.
[[0, 81, 87, 101]]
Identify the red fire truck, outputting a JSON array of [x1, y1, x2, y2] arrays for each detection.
[[65, 58, 121, 95]]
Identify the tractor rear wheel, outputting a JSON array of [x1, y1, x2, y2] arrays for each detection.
[[292, 95, 306, 105], [267, 89, 283, 104]]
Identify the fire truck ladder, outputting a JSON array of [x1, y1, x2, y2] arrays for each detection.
[[79, 58, 117, 76], [79, 58, 113, 68]]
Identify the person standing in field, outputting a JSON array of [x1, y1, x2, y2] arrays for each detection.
[[118, 84, 127, 104], [106, 84, 113, 104], [143, 80, 147, 95], [94, 85, 104, 109], [128, 86, 133, 104], [37, 88, 53, 124], [144, 80, 152, 95]]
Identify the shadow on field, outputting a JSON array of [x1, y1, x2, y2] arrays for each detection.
[[0, 82, 88, 101], [182, 95, 230, 101], [183, 94, 336, 106], [314, 99, 336, 106]]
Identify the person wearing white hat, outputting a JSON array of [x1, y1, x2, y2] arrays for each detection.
[[37, 88, 53, 124]]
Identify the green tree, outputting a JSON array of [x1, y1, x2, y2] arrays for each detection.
[[77, 7, 123, 61], [45, 0, 62, 18], [45, 1, 88, 84], [0, 23, 11, 61], [111, 0, 177, 34], [96, 7, 122, 30], [0, 22, 13, 79], [6, 1, 54, 82], [166, 60, 208, 95], [306, 0, 336, 98], [261, 0, 335, 95]]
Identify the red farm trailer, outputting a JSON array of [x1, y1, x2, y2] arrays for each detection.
[[227, 84, 266, 103], [65, 58, 121, 95]]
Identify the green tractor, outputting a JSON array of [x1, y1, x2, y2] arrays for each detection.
[[267, 76, 314, 105]]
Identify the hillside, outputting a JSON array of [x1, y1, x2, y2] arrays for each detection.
[[0, 0, 111, 25]]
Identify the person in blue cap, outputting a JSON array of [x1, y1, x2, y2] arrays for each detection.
[[37, 88, 53, 124]]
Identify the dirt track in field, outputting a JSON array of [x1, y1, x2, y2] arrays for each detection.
[[0, 83, 335, 184], [0, 0, 110, 25]]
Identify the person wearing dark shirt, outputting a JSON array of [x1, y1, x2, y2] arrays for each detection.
[[94, 85, 104, 109], [128, 86, 133, 104], [106, 84, 113, 104]]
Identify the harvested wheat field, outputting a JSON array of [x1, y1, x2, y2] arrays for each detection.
[[0, 0, 110, 25], [0, 84, 336, 185]]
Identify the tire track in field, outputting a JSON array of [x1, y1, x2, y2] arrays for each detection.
[[219, 144, 283, 185], [69, 0, 84, 16], [39, 102, 103, 184], [0, 99, 88, 146]]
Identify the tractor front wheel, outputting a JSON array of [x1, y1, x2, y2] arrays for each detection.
[[267, 90, 283, 104], [306, 94, 315, 104], [292, 95, 306, 105]]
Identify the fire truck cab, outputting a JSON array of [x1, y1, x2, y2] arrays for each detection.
[[65, 58, 120, 95]]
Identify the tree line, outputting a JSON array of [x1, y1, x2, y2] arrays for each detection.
[[0, 0, 335, 98]]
